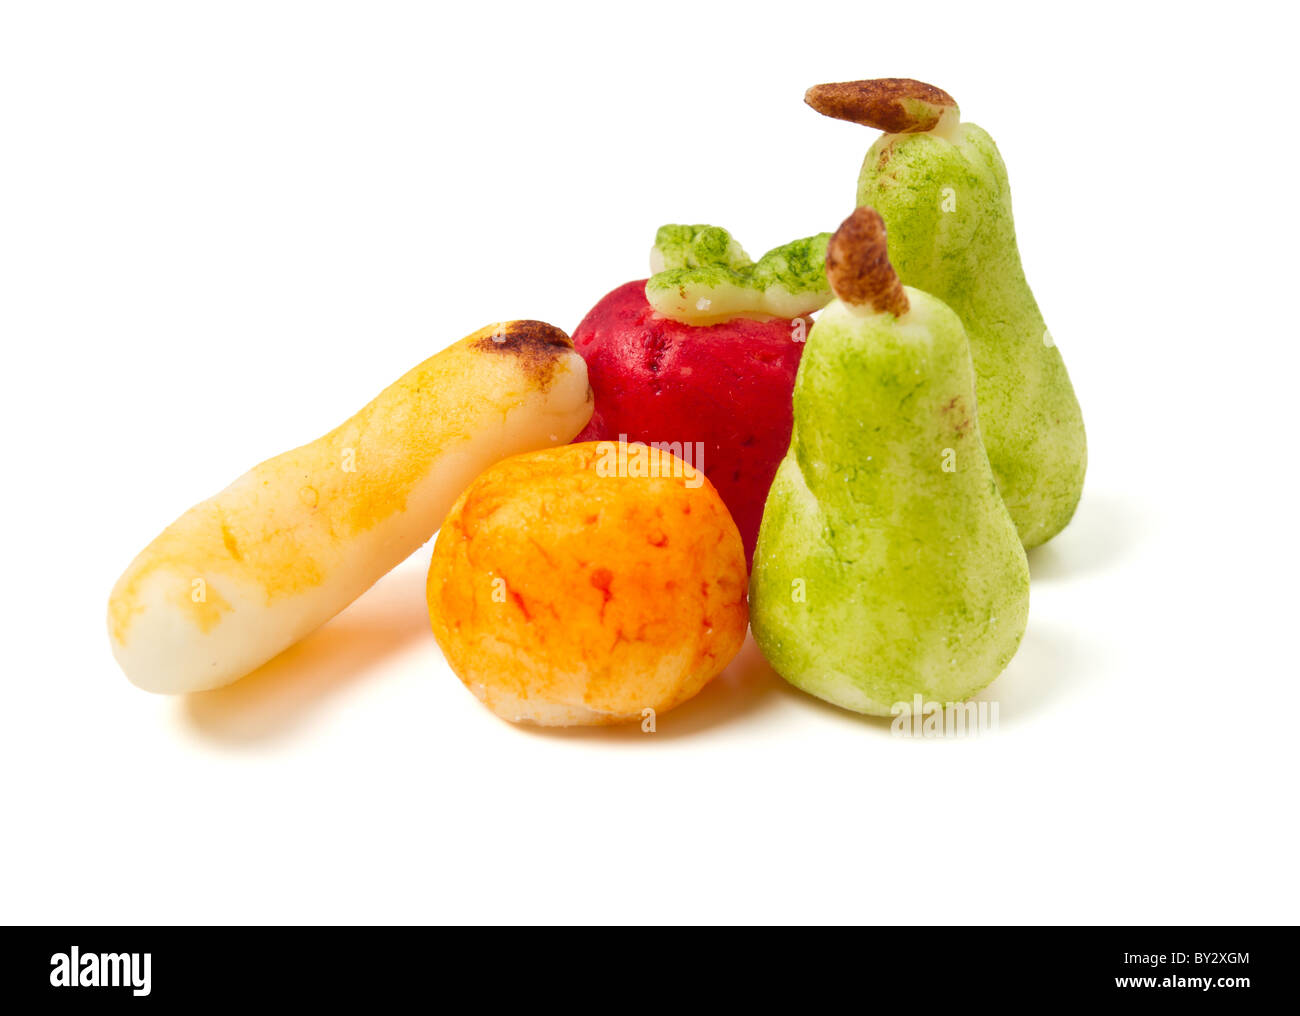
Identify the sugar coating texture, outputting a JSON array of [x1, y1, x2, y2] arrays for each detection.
[[750, 295, 1030, 715], [858, 124, 1086, 548], [426, 442, 749, 726], [647, 225, 832, 324], [109, 321, 592, 694], [573, 280, 806, 568]]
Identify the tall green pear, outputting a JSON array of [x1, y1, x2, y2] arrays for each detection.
[[805, 78, 1086, 548], [750, 207, 1029, 716]]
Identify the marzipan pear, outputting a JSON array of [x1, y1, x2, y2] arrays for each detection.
[[750, 207, 1030, 715], [806, 78, 1086, 548]]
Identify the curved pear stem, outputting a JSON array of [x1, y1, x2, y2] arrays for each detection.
[[805, 78, 958, 134], [826, 207, 908, 317]]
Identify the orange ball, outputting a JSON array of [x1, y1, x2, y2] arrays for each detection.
[[427, 442, 748, 725]]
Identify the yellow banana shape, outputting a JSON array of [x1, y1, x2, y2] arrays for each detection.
[[108, 321, 593, 694]]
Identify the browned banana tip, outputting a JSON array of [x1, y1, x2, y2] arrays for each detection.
[[474, 319, 573, 352], [471, 319, 575, 389], [804, 78, 957, 134], [826, 207, 908, 317]]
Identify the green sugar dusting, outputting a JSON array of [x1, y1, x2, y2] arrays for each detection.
[[858, 123, 1086, 548], [647, 225, 833, 323], [752, 233, 832, 294], [750, 294, 1030, 715], [653, 224, 751, 272]]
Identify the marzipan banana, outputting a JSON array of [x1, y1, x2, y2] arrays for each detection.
[[108, 321, 593, 694]]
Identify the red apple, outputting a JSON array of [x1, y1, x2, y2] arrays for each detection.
[[573, 279, 807, 569]]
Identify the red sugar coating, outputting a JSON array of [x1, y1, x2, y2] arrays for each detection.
[[572, 280, 806, 569]]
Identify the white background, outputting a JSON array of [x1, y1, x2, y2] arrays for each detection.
[[2, 1, 1296, 925]]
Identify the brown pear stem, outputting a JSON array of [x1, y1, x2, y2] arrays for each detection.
[[805, 78, 957, 133], [825, 207, 908, 316]]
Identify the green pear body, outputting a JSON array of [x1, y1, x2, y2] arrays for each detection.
[[857, 124, 1085, 548], [750, 292, 1029, 715]]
